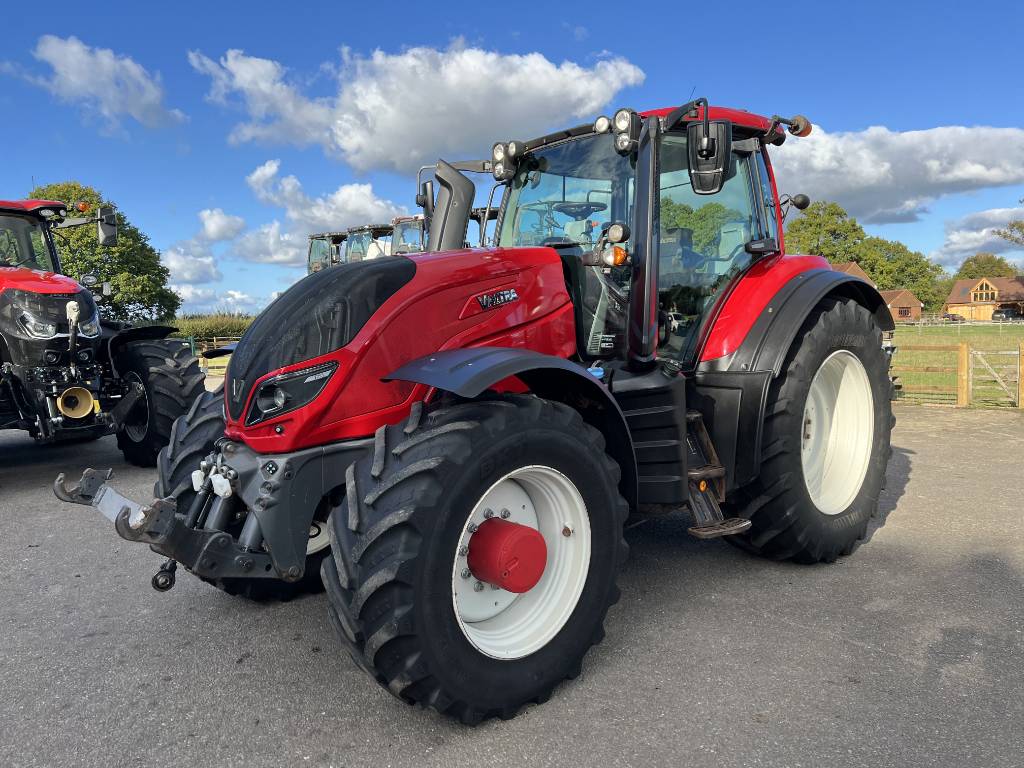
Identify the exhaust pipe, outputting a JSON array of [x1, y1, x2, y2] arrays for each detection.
[[57, 386, 95, 419]]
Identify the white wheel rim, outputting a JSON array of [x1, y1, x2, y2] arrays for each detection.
[[451, 465, 591, 660], [800, 349, 874, 515], [307, 519, 330, 555]]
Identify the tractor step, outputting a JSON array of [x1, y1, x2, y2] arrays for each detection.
[[688, 517, 752, 539]]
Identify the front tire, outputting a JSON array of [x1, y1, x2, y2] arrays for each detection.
[[321, 395, 629, 723], [728, 297, 894, 563], [115, 339, 205, 467], [155, 385, 329, 601]]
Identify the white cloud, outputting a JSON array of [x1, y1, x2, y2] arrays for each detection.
[[232, 220, 306, 266], [772, 125, 1024, 224], [173, 284, 267, 315], [163, 243, 221, 284], [9, 35, 184, 131], [231, 160, 403, 267], [161, 207, 245, 284], [190, 43, 644, 173], [198, 208, 245, 241], [931, 207, 1024, 266], [246, 159, 403, 231]]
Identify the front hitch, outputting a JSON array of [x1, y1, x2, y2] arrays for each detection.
[[53, 468, 276, 587]]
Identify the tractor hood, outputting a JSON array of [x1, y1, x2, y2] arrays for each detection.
[[0, 266, 83, 294], [226, 256, 417, 422]]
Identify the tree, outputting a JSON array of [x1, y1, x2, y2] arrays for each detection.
[[29, 181, 180, 322], [661, 200, 741, 252], [783, 201, 866, 264], [952, 252, 1017, 280], [857, 237, 948, 311], [785, 201, 950, 312], [995, 215, 1024, 250]]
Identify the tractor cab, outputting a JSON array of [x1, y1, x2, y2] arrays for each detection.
[[344, 223, 393, 261], [477, 101, 805, 372], [390, 215, 425, 255], [306, 231, 347, 274]]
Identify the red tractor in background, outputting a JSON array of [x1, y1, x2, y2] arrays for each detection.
[[1, 199, 203, 463], [57, 98, 894, 723]]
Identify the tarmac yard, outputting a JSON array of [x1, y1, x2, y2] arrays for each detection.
[[1, 404, 1021, 768]]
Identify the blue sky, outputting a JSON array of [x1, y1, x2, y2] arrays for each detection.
[[2, 0, 1022, 313]]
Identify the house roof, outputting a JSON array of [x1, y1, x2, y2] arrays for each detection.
[[832, 261, 875, 285], [879, 289, 922, 307], [945, 276, 1024, 305]]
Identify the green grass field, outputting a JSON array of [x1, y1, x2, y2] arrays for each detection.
[[891, 324, 1024, 407]]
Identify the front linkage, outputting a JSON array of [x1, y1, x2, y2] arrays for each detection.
[[54, 434, 371, 591]]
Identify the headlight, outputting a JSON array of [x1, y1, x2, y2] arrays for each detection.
[[245, 361, 338, 426], [613, 108, 632, 132], [79, 312, 101, 338], [19, 311, 58, 339], [492, 142, 506, 163]]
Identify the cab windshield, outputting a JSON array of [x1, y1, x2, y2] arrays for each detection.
[[392, 220, 423, 254], [499, 133, 635, 357], [308, 238, 332, 272], [0, 215, 59, 273], [345, 231, 374, 261]]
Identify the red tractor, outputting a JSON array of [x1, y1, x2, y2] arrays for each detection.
[[1, 199, 203, 463], [57, 99, 894, 723]]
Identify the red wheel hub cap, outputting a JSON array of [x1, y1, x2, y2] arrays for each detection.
[[467, 518, 547, 593]]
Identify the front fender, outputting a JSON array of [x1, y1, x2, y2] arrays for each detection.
[[105, 324, 178, 374], [386, 347, 638, 511]]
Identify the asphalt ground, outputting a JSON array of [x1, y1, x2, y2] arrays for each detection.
[[1, 404, 1021, 768]]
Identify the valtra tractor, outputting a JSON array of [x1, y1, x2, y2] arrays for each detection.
[[1, 199, 203, 464], [56, 98, 895, 723]]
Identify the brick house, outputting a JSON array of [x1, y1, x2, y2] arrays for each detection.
[[879, 289, 923, 322], [944, 276, 1024, 321]]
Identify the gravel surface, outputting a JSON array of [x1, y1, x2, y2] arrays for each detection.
[[1, 404, 1021, 768]]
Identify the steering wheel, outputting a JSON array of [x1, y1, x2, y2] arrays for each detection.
[[552, 201, 607, 221]]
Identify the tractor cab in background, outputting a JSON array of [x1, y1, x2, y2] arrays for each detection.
[[344, 223, 393, 262], [390, 215, 425, 254], [307, 231, 347, 274]]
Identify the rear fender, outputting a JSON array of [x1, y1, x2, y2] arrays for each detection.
[[695, 270, 893, 489], [385, 347, 638, 511]]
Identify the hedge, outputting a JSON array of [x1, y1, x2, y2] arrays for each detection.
[[171, 313, 255, 340]]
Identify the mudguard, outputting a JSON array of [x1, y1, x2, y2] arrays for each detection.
[[386, 347, 638, 510], [694, 269, 894, 490], [105, 324, 178, 372], [702, 269, 894, 376]]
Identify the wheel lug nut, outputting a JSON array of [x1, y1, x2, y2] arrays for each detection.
[[473, 581, 485, 592], [483, 508, 494, 518], [461, 568, 472, 579], [467, 523, 478, 533], [500, 509, 511, 519], [458, 545, 468, 556]]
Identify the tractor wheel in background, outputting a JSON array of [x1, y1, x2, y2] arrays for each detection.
[[154, 384, 331, 601], [321, 395, 629, 724], [727, 297, 894, 563], [115, 339, 205, 467]]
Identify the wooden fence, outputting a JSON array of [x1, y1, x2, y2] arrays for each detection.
[[892, 342, 1023, 408], [186, 336, 240, 377]]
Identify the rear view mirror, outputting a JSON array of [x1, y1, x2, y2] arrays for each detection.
[[687, 120, 732, 195], [97, 206, 117, 247]]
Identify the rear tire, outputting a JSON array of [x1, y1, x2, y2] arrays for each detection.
[[155, 385, 329, 601], [727, 297, 894, 563], [321, 395, 629, 724], [115, 340, 205, 467]]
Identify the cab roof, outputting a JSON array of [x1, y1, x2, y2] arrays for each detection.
[[641, 105, 773, 133], [0, 199, 67, 216]]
